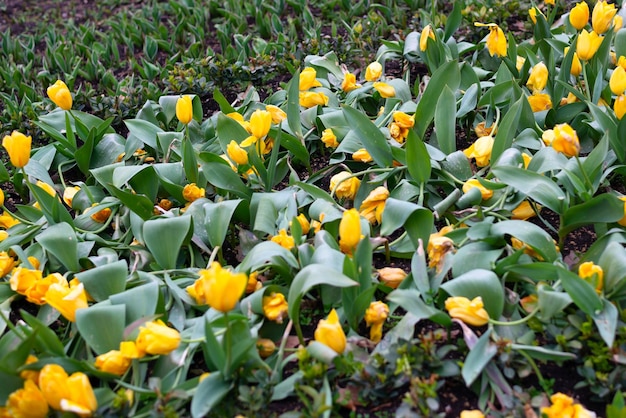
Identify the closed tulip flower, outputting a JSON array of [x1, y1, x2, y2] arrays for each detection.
[[462, 179, 494, 200], [339, 208, 362, 254], [528, 92, 553, 112], [0, 251, 16, 278], [578, 261, 604, 293], [227, 140, 248, 165], [136, 319, 181, 356], [364, 301, 389, 343], [526, 62, 549, 92], [420, 24, 435, 51], [249, 109, 272, 139], [95, 349, 132, 376], [611, 65, 626, 95], [592, 0, 617, 34], [565, 47, 583, 76], [445, 296, 490, 326], [299, 91, 329, 108], [512, 201, 539, 220], [372, 82, 395, 98], [615, 94, 626, 119], [475, 23, 507, 57], [2, 130, 31, 168], [378, 267, 407, 289], [463, 135, 494, 167], [62, 372, 98, 417], [299, 67, 322, 91], [6, 380, 49, 418], [39, 364, 71, 410], [314, 309, 346, 354], [189, 261, 248, 312], [551, 123, 580, 157], [365, 61, 383, 82], [542, 393, 593, 418], [257, 338, 276, 358], [569, 1, 590, 30], [265, 104, 287, 123], [577, 29, 603, 61], [47, 80, 72, 110], [341, 72, 358, 92], [175, 95, 193, 124], [329, 171, 360, 200], [44, 281, 88, 322], [359, 186, 389, 224], [321, 128, 339, 148], [262, 292, 289, 323]]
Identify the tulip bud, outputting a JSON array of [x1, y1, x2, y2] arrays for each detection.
[[341, 72, 358, 92], [339, 208, 362, 255], [135, 319, 181, 356], [569, 1, 590, 30], [592, 0, 617, 34], [299, 91, 329, 108], [526, 62, 549, 92], [462, 179, 494, 200], [314, 309, 346, 354], [378, 267, 407, 289], [47, 80, 73, 110], [611, 65, 626, 95], [420, 24, 435, 51], [175, 95, 193, 124], [615, 94, 626, 119], [227, 140, 248, 165], [299, 67, 322, 91], [2, 130, 31, 168], [249, 109, 272, 139], [257, 338, 276, 358], [365, 61, 383, 82], [577, 29, 603, 61]]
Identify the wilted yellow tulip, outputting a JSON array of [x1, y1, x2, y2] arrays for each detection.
[[329, 171, 360, 200], [2, 130, 31, 168], [38, 364, 71, 410], [299, 67, 322, 91], [528, 93, 553, 112], [294, 213, 311, 234], [321, 128, 339, 148], [611, 65, 626, 95], [364, 301, 389, 343], [62, 372, 98, 417], [427, 235, 454, 271], [372, 82, 395, 98], [175, 95, 193, 124], [463, 135, 494, 167], [475, 23, 507, 57], [262, 292, 289, 323], [44, 281, 88, 322], [339, 208, 362, 254], [365, 61, 383, 82], [257, 338, 276, 358], [570, 1, 590, 30], [445, 296, 490, 326], [541, 392, 593, 418], [378, 267, 407, 289], [182, 183, 205, 202], [47, 80, 73, 110], [578, 261, 604, 293], [188, 261, 247, 312], [592, 0, 617, 34], [359, 186, 389, 224], [615, 94, 626, 119], [19, 355, 40, 383], [89, 203, 111, 223], [95, 349, 132, 375], [246, 271, 261, 294], [136, 319, 181, 356], [227, 140, 248, 165], [271, 229, 295, 250], [9, 267, 42, 295], [249, 109, 272, 139], [265, 104, 287, 123], [462, 179, 493, 200], [0, 251, 16, 278], [526, 62, 548, 92], [25, 272, 68, 305], [314, 309, 346, 354], [299, 91, 329, 108], [352, 148, 373, 163], [512, 201, 539, 220], [63, 186, 81, 207], [551, 123, 580, 157], [341, 72, 359, 92], [393, 111, 415, 128], [420, 24, 435, 51], [6, 380, 49, 418], [460, 411, 485, 418], [577, 29, 603, 61]]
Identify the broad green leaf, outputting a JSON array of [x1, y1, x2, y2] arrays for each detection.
[[405, 129, 431, 183], [491, 220, 558, 263], [387, 289, 451, 326], [381, 198, 433, 250], [204, 199, 242, 248], [462, 328, 497, 386], [191, 372, 233, 418], [198, 153, 252, 199], [108, 187, 154, 220], [537, 286, 572, 321], [35, 223, 80, 272], [491, 97, 523, 164], [342, 105, 393, 167], [560, 194, 625, 238], [124, 119, 163, 149], [75, 304, 126, 354], [558, 268, 602, 316], [110, 281, 160, 326], [215, 113, 250, 153], [491, 166, 566, 213], [434, 85, 457, 155], [213, 89, 236, 114], [286, 70, 303, 140], [592, 299, 618, 348], [441, 269, 504, 319], [509, 344, 576, 361], [452, 243, 503, 276], [21, 311, 65, 356], [74, 260, 128, 302], [143, 216, 192, 269], [599, 242, 626, 298], [237, 241, 299, 274]]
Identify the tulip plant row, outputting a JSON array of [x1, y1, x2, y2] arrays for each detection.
[[2, 1, 626, 417]]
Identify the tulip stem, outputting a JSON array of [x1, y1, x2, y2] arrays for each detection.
[[224, 311, 232, 377], [488, 306, 539, 326], [273, 319, 293, 376], [574, 155, 594, 194], [582, 61, 592, 101]]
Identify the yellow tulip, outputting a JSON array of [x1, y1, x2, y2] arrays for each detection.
[[295, 213, 311, 234], [592, 0, 617, 34], [62, 186, 81, 207], [377, 267, 407, 289], [420, 24, 435, 51], [0, 251, 15, 278], [299, 67, 322, 91], [462, 179, 493, 200], [89, 203, 112, 223], [271, 229, 295, 250], [475, 23, 507, 57], [9, 267, 42, 295], [522, 152, 533, 168], [372, 82, 396, 98], [352, 148, 373, 163], [576, 29, 603, 61], [320, 128, 339, 148], [329, 171, 360, 200], [359, 186, 389, 224], [388, 122, 408, 144], [460, 411, 485, 418], [299, 91, 329, 108], [95, 349, 132, 375], [527, 92, 553, 112], [44, 281, 88, 322], [0, 210, 19, 229], [61, 372, 98, 417], [2, 130, 31, 168], [246, 271, 261, 294], [6, 380, 49, 418], [427, 235, 454, 271], [541, 392, 593, 418], [339, 208, 362, 254], [189, 261, 248, 312], [46, 79, 72, 110], [25, 272, 68, 305], [611, 65, 626, 95], [314, 309, 346, 354], [226, 140, 248, 165], [135, 319, 181, 356], [38, 364, 71, 410], [262, 292, 289, 323], [226, 112, 250, 131], [18, 355, 40, 384], [182, 183, 205, 202], [529, 7, 538, 24], [545, 0, 554, 5], [365, 61, 383, 82], [256, 338, 276, 358], [364, 301, 389, 343], [551, 123, 580, 157], [463, 135, 494, 167], [265, 104, 287, 123], [615, 15, 624, 31], [512, 201, 539, 220], [120, 340, 142, 359], [249, 109, 272, 139], [526, 62, 548, 92], [393, 111, 415, 128], [341, 72, 358, 92], [175, 95, 193, 124], [615, 94, 626, 119], [445, 296, 490, 326], [516, 56, 526, 71], [578, 261, 604, 293], [569, 1, 590, 30], [565, 47, 582, 76]]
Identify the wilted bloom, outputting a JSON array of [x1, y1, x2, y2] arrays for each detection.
[[2, 131, 31, 168], [551, 123, 580, 157], [227, 140, 248, 165], [262, 292, 289, 323], [299, 91, 329, 108], [512, 201, 538, 220], [364, 301, 389, 343], [378, 267, 407, 289], [0, 251, 16, 278], [615, 94, 626, 119], [526, 62, 549, 92], [475, 23, 507, 57], [63, 186, 81, 207], [95, 349, 132, 375], [578, 261, 604, 293], [6, 380, 49, 418], [89, 203, 111, 223], [359, 186, 389, 224], [610, 65, 626, 95], [445, 296, 490, 326], [187, 261, 247, 312], [541, 392, 593, 418], [295, 213, 311, 234], [342, 72, 359, 92], [577, 29, 603, 61], [39, 364, 71, 410], [175, 95, 193, 124], [420, 24, 435, 51], [528, 92, 553, 112], [183, 183, 205, 202], [257, 338, 276, 358], [329, 171, 360, 199], [462, 179, 494, 200], [365, 61, 383, 82], [62, 372, 98, 417], [314, 309, 346, 354], [9, 267, 42, 295], [136, 319, 181, 356], [373, 82, 395, 98], [299, 67, 322, 91], [427, 235, 454, 271], [352, 148, 373, 163], [19, 355, 40, 383], [44, 281, 88, 322], [47, 80, 72, 110], [249, 109, 272, 139], [246, 271, 262, 294], [271, 229, 295, 250], [460, 411, 485, 418], [570, 1, 590, 30], [463, 135, 494, 167], [25, 272, 68, 305], [393, 111, 415, 129], [339, 208, 362, 254], [592, 0, 617, 34], [321, 128, 339, 148], [265, 105, 287, 123]]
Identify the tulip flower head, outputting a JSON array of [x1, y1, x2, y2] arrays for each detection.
[[271, 229, 295, 250], [341, 72, 359, 92], [6, 380, 49, 418], [378, 267, 407, 289], [320, 128, 339, 148], [329, 171, 360, 200], [2, 130, 31, 168], [314, 309, 346, 354], [460, 411, 485, 418], [420, 24, 435, 51], [365, 61, 383, 82], [565, 47, 583, 76], [352, 148, 373, 163], [372, 82, 396, 98], [615, 94, 626, 119], [577, 29, 603, 61], [44, 281, 88, 322], [299, 91, 329, 108], [445, 296, 490, 326], [462, 179, 494, 200], [47, 80, 73, 110], [95, 349, 132, 376], [463, 135, 494, 167], [227, 140, 249, 165], [339, 208, 362, 255], [475, 23, 507, 57], [550, 123, 580, 157], [359, 186, 389, 224], [364, 301, 389, 343], [528, 92, 553, 112], [175, 95, 193, 124], [592, 0, 617, 34], [265, 104, 287, 123], [569, 1, 590, 30], [262, 292, 289, 323], [578, 261, 604, 293], [187, 261, 247, 312], [427, 234, 454, 272], [135, 319, 181, 356], [512, 201, 539, 220], [541, 392, 593, 418], [526, 62, 549, 92], [611, 65, 626, 95], [182, 183, 205, 202], [299, 67, 322, 91]]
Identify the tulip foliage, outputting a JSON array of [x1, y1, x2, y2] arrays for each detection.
[[3, 1, 626, 417]]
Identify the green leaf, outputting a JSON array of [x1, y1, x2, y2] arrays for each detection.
[[509, 344, 576, 361], [237, 241, 299, 274], [74, 260, 128, 302], [560, 194, 625, 238], [143, 216, 192, 269], [286, 70, 303, 140], [405, 129, 431, 183], [491, 166, 566, 213], [198, 153, 252, 199], [75, 304, 126, 354], [452, 243, 504, 277], [380, 198, 433, 250], [35, 223, 80, 272], [110, 281, 160, 326], [440, 269, 504, 319], [491, 96, 523, 164], [558, 268, 602, 316], [386, 289, 451, 326], [491, 220, 558, 263], [592, 299, 618, 348], [342, 105, 393, 167], [21, 311, 65, 356], [182, 137, 198, 184], [29, 182, 74, 227], [191, 372, 233, 418], [213, 89, 236, 114], [462, 328, 497, 386], [434, 86, 457, 155], [204, 200, 242, 249], [124, 119, 164, 150], [75, 128, 96, 175]]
